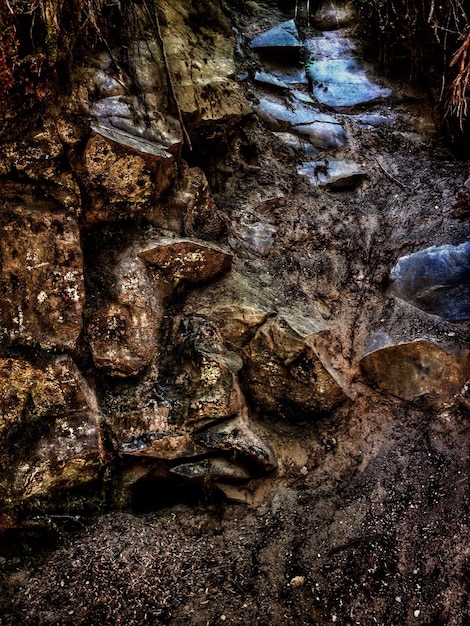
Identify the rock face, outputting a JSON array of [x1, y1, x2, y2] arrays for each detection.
[[0, 356, 102, 516], [1, 1, 470, 624], [0, 196, 84, 350]]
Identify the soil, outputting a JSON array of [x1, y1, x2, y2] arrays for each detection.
[[1, 2, 470, 625]]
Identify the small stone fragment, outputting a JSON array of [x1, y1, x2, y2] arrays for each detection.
[[290, 576, 306, 587], [298, 160, 366, 189]]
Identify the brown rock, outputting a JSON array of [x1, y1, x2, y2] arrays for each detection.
[[242, 314, 347, 420], [80, 133, 176, 223], [138, 240, 232, 292], [360, 338, 469, 405], [88, 301, 159, 378], [87, 249, 163, 378], [193, 416, 277, 472], [0, 198, 84, 350], [207, 305, 271, 350]]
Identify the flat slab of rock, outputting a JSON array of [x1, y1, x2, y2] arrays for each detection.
[[138, 240, 232, 284], [298, 160, 366, 189], [170, 457, 252, 481], [256, 95, 346, 149], [0, 198, 84, 350], [389, 242, 470, 322], [360, 338, 468, 405], [308, 58, 393, 108], [305, 34, 392, 108], [250, 20, 301, 50]]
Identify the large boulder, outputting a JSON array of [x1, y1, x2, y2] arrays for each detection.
[[242, 313, 347, 420], [389, 241, 470, 322], [79, 132, 177, 224]]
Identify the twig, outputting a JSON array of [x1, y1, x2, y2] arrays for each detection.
[[374, 156, 411, 191]]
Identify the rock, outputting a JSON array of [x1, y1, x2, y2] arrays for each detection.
[[88, 301, 160, 378], [138, 240, 232, 291], [388, 242, 470, 322], [158, 0, 250, 122], [170, 457, 252, 481], [298, 160, 367, 189], [193, 416, 277, 472], [242, 314, 347, 420], [90, 95, 182, 155], [80, 132, 177, 223], [229, 217, 277, 256], [87, 245, 162, 378], [255, 94, 346, 149], [0, 356, 102, 508], [305, 34, 392, 108], [250, 20, 301, 50], [0, 197, 84, 350], [204, 305, 271, 351], [254, 71, 290, 90], [273, 131, 318, 156], [180, 167, 226, 241], [360, 338, 468, 405], [0, 125, 81, 214], [170, 317, 245, 426]]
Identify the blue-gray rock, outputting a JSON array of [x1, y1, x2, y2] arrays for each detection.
[[307, 58, 393, 108], [389, 242, 470, 322], [255, 95, 346, 149], [250, 20, 301, 50], [254, 71, 289, 90], [298, 160, 366, 189]]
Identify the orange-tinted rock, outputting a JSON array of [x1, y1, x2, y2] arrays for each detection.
[[138, 240, 232, 289], [0, 198, 84, 350], [360, 338, 468, 405], [88, 301, 160, 378]]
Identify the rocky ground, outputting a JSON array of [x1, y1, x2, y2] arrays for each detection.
[[1, 1, 470, 624]]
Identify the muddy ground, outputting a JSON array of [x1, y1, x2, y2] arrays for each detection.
[[1, 2, 470, 624]]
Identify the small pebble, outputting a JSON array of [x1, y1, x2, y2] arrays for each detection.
[[414, 609, 420, 617], [290, 575, 305, 587]]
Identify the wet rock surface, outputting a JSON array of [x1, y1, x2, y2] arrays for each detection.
[[1, 0, 470, 624]]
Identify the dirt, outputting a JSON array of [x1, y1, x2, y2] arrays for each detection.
[[1, 2, 470, 624]]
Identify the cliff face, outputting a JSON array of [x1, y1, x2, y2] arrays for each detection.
[[1, 2, 470, 623]]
